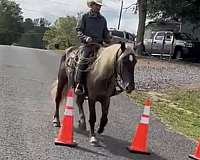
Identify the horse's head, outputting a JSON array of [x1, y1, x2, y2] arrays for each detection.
[[116, 42, 137, 93]]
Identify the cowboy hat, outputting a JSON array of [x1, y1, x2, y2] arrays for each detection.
[[87, 0, 103, 8]]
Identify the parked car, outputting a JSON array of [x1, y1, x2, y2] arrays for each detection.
[[109, 29, 136, 49], [143, 30, 200, 60]]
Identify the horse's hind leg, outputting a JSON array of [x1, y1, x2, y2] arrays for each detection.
[[53, 55, 68, 127], [53, 77, 68, 127], [76, 95, 86, 131], [98, 98, 110, 134]]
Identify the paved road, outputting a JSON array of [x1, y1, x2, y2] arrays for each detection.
[[0, 45, 195, 160]]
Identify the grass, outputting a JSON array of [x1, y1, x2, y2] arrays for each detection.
[[128, 89, 200, 139]]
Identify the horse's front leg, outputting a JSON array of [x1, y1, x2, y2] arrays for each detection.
[[98, 98, 110, 134], [76, 95, 86, 131], [88, 99, 98, 145]]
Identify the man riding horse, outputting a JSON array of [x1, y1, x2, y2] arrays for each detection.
[[52, 1, 137, 142], [75, 0, 111, 95]]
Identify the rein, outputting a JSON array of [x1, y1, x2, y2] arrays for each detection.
[[111, 48, 124, 95]]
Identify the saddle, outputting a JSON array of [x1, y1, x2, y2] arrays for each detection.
[[64, 45, 100, 88]]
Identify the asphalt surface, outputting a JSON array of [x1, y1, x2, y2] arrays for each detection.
[[0, 45, 196, 160]]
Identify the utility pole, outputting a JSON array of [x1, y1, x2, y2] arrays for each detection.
[[136, 0, 147, 55], [118, 0, 123, 30]]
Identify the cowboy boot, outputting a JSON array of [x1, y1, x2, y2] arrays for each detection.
[[75, 46, 90, 95], [75, 66, 85, 95]]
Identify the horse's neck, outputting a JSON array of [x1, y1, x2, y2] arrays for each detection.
[[91, 44, 121, 81]]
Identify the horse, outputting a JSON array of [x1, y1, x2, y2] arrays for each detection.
[[52, 42, 137, 145]]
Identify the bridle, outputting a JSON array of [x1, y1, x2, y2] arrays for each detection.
[[112, 47, 136, 95], [112, 48, 126, 94]]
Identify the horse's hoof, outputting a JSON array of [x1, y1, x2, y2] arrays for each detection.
[[53, 122, 60, 127], [52, 119, 60, 127], [96, 133, 104, 142], [97, 128, 104, 134], [89, 136, 99, 146]]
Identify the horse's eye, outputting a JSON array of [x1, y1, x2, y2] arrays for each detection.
[[129, 55, 133, 62]]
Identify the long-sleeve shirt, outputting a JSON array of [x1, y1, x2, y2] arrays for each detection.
[[76, 11, 111, 44]]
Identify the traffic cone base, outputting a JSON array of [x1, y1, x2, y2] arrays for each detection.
[[189, 154, 200, 160], [127, 146, 150, 155], [54, 138, 77, 147]]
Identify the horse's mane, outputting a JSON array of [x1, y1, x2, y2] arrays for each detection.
[[91, 44, 122, 81]]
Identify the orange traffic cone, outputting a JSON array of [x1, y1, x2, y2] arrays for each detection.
[[127, 98, 152, 155], [189, 139, 200, 160], [54, 87, 77, 147]]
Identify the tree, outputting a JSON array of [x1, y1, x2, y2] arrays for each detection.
[[43, 16, 79, 49], [136, 0, 147, 55], [0, 0, 23, 45], [17, 17, 49, 49], [23, 18, 34, 32], [146, 0, 200, 38], [147, 0, 200, 23], [18, 31, 45, 49], [33, 18, 50, 27]]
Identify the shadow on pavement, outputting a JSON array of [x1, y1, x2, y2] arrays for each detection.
[[74, 127, 90, 136], [101, 135, 167, 160], [75, 146, 110, 158], [74, 128, 167, 160]]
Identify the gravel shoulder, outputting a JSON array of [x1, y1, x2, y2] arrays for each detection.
[[135, 57, 200, 91]]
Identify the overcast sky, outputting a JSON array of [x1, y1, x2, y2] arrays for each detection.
[[14, 0, 139, 33]]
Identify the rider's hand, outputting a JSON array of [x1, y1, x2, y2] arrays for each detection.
[[85, 36, 93, 43]]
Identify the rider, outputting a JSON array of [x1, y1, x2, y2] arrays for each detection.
[[75, 0, 111, 95]]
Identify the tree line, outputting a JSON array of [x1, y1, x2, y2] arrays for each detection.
[[0, 0, 200, 50], [0, 0, 79, 49], [0, 0, 51, 48]]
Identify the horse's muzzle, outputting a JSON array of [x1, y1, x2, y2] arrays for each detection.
[[125, 83, 135, 93]]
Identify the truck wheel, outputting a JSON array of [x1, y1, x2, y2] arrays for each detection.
[[175, 50, 182, 60]]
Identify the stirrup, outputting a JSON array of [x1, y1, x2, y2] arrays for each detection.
[[75, 84, 85, 95]]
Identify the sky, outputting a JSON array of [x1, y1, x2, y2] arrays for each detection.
[[14, 0, 139, 34]]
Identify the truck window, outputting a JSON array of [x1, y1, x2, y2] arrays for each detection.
[[155, 32, 164, 40], [129, 34, 134, 41], [125, 32, 129, 39], [111, 31, 124, 39], [165, 33, 172, 41]]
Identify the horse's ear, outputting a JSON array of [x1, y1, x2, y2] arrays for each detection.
[[120, 42, 126, 52]]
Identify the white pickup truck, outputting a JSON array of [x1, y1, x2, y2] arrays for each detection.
[[143, 31, 200, 60], [109, 29, 136, 49]]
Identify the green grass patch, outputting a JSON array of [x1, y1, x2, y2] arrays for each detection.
[[128, 89, 200, 139]]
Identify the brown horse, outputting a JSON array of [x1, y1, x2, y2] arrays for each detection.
[[52, 42, 137, 145]]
